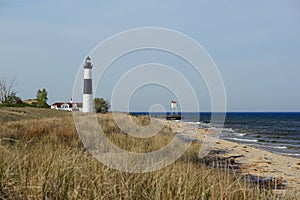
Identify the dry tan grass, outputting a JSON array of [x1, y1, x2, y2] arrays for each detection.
[[0, 107, 71, 122], [0, 110, 295, 199]]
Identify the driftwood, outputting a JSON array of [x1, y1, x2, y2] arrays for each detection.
[[241, 174, 285, 189], [201, 150, 243, 170], [201, 150, 286, 190]]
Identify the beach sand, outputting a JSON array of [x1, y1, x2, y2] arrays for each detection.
[[163, 119, 300, 195]]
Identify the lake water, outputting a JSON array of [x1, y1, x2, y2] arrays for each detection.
[[181, 112, 300, 158], [133, 112, 300, 158]]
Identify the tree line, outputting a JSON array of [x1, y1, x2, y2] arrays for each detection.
[[0, 77, 110, 113]]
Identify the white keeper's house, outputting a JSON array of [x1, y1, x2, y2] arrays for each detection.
[[51, 99, 83, 112]]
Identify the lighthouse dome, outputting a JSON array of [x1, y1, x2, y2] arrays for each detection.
[[84, 56, 92, 69]]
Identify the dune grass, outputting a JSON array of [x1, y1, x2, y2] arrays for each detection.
[[0, 107, 71, 122], [0, 109, 295, 199]]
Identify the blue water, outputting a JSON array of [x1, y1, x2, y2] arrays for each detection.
[[134, 112, 300, 158], [181, 112, 300, 158]]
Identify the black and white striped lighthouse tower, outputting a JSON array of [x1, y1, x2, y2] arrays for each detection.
[[82, 56, 93, 113]]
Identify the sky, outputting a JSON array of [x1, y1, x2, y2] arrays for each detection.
[[0, 0, 300, 112]]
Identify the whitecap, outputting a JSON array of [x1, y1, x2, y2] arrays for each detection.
[[227, 137, 258, 142], [235, 133, 246, 137], [266, 145, 288, 149]]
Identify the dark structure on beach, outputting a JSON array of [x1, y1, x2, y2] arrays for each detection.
[[166, 114, 182, 120]]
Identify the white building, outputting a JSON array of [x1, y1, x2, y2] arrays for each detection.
[[51, 101, 83, 112]]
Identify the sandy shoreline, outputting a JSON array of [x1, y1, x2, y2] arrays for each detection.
[[163, 119, 300, 195]]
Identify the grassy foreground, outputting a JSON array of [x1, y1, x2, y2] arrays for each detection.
[[0, 107, 294, 199]]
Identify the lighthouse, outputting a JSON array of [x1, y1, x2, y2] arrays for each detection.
[[166, 100, 181, 120], [171, 100, 177, 114], [82, 56, 93, 113]]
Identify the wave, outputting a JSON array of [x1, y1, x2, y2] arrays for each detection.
[[184, 121, 208, 126], [189, 121, 201, 124], [227, 137, 258, 143], [235, 133, 246, 137], [265, 145, 288, 149], [220, 127, 235, 133], [282, 153, 300, 157]]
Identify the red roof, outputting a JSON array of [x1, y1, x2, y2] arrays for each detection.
[[51, 102, 82, 108]]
